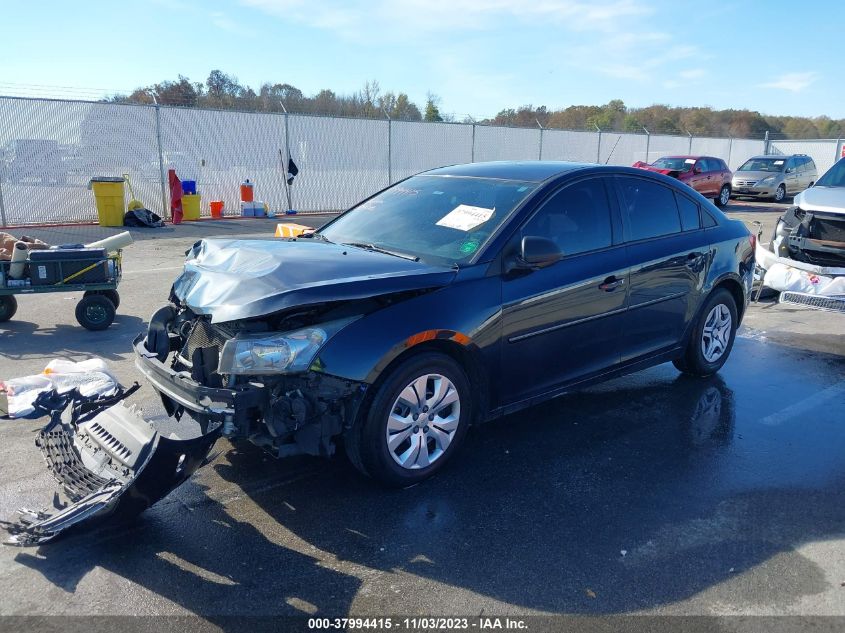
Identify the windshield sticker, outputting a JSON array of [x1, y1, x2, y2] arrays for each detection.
[[774, 160, 784, 165], [685, 159, 696, 164], [460, 239, 480, 254], [436, 204, 495, 231]]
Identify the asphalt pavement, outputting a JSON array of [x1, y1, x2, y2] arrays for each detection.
[[0, 204, 844, 623]]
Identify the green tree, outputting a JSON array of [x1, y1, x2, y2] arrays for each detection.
[[424, 92, 443, 122]]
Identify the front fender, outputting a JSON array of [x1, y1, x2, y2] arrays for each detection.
[[313, 275, 502, 386]]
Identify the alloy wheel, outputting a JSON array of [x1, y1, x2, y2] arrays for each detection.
[[775, 185, 785, 202], [701, 304, 732, 363], [719, 186, 730, 206], [386, 373, 461, 470]]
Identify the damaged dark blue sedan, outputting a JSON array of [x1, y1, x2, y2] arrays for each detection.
[[134, 161, 754, 487], [5, 161, 756, 544]]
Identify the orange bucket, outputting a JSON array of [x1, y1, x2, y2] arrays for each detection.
[[240, 181, 254, 202], [209, 200, 224, 218]]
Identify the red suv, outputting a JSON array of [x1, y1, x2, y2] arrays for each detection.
[[633, 156, 733, 207]]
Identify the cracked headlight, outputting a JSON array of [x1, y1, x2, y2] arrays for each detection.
[[219, 318, 355, 375]]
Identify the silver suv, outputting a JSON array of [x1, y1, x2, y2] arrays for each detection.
[[731, 154, 817, 202]]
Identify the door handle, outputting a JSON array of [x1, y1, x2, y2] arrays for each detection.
[[599, 276, 624, 291]]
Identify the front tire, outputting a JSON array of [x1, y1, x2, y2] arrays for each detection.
[[773, 184, 786, 203], [715, 185, 730, 207], [346, 352, 471, 487], [673, 288, 738, 377]]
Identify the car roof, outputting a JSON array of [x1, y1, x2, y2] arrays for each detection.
[[748, 154, 807, 159], [424, 161, 592, 182]]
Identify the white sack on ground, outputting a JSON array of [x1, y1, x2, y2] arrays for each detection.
[[0, 358, 119, 418], [755, 242, 845, 276], [763, 263, 845, 296]]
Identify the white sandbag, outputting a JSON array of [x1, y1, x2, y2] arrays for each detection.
[[763, 263, 845, 296], [1, 358, 119, 418]]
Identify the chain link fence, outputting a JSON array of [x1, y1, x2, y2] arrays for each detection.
[[1, 95, 843, 227]]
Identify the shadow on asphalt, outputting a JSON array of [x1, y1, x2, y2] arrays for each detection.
[[11, 338, 845, 616], [0, 314, 146, 362]]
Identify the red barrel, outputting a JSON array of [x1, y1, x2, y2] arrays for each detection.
[[209, 200, 224, 218]]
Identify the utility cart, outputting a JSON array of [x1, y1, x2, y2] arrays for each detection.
[[0, 248, 123, 330]]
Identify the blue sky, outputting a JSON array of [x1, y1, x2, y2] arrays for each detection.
[[2, 0, 843, 119]]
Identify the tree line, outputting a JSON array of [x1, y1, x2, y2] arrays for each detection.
[[106, 71, 845, 139]]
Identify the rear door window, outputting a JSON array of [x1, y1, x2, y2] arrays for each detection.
[[675, 193, 701, 231], [522, 178, 614, 256], [617, 177, 683, 241]]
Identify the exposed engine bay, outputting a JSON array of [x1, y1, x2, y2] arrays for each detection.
[[773, 205, 845, 267]]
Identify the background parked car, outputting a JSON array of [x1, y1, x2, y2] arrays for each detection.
[[731, 154, 817, 202], [632, 156, 733, 207], [0, 139, 67, 185]]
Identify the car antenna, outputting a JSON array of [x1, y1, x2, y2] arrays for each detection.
[[604, 135, 623, 165]]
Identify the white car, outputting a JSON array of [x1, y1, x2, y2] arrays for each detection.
[[771, 157, 845, 266]]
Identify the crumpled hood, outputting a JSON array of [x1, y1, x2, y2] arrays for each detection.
[[794, 186, 845, 215], [632, 162, 687, 178], [171, 239, 457, 323]]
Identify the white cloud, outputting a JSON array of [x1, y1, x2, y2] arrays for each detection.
[[210, 11, 251, 35], [759, 72, 819, 93], [679, 68, 706, 80]]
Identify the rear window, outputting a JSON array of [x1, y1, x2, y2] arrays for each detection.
[[617, 177, 682, 241]]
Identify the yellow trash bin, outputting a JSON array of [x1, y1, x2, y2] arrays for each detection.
[[182, 193, 201, 221], [88, 177, 126, 227]]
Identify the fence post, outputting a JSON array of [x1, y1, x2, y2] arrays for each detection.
[[471, 123, 476, 163], [764, 130, 770, 154], [153, 101, 168, 218], [536, 119, 544, 160], [0, 176, 6, 228], [728, 137, 734, 169], [642, 126, 650, 163], [282, 110, 294, 212], [836, 138, 842, 163], [595, 124, 601, 164], [686, 130, 693, 154], [383, 108, 392, 186]]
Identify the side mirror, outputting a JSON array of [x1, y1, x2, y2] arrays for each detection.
[[785, 167, 794, 173], [693, 166, 702, 174], [509, 235, 563, 272]]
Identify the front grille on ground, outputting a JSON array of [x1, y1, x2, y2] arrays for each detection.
[[779, 292, 845, 314]]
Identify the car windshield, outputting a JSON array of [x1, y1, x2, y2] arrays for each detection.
[[652, 157, 694, 172], [814, 158, 845, 187], [317, 175, 538, 265], [738, 158, 786, 172]]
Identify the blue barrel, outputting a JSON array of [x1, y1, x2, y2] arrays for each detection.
[[182, 180, 197, 195]]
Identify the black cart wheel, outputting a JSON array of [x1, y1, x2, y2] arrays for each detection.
[[76, 294, 116, 331], [84, 289, 120, 309], [0, 295, 18, 322]]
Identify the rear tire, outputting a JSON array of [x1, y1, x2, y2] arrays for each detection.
[[0, 295, 17, 322], [673, 288, 738, 377], [75, 294, 115, 331], [345, 352, 471, 487], [715, 185, 730, 207]]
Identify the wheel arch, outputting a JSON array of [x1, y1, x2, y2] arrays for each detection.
[[712, 276, 746, 321], [358, 334, 489, 429]]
